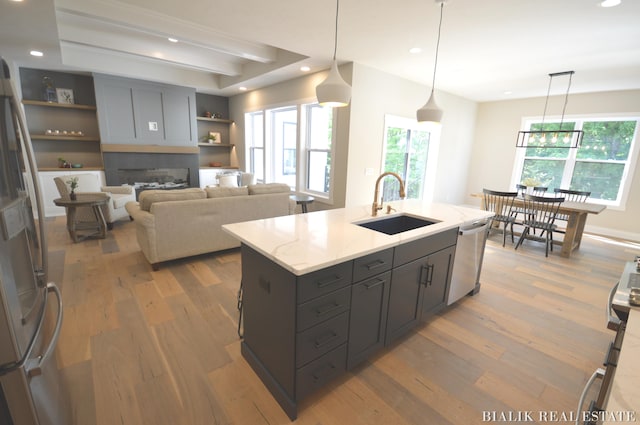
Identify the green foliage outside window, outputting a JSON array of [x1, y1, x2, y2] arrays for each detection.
[[383, 126, 430, 201]]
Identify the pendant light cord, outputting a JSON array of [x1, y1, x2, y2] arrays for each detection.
[[541, 71, 574, 130], [332, 0, 340, 60], [431, 1, 444, 93]]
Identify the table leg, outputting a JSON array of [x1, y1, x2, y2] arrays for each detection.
[[301, 202, 308, 213], [560, 212, 581, 258], [573, 213, 588, 250], [66, 206, 79, 242], [92, 205, 107, 239]]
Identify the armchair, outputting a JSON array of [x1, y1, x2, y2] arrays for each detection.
[[54, 173, 135, 229]]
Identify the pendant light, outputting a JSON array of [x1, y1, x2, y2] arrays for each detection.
[[515, 71, 583, 148], [417, 0, 446, 124], [316, 0, 351, 107]]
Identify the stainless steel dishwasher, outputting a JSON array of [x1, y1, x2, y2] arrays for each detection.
[[447, 219, 491, 305]]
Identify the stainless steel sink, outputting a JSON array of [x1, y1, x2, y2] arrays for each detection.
[[355, 214, 439, 235]]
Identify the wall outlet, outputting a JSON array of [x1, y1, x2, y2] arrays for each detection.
[[148, 121, 158, 131]]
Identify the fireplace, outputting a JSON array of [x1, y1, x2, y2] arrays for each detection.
[[103, 152, 200, 198]]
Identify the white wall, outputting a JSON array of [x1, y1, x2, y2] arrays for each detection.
[[344, 63, 478, 208], [468, 89, 640, 241]]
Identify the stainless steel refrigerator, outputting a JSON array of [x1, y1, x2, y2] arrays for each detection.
[[0, 58, 69, 424]]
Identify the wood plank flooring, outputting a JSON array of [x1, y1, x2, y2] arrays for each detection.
[[45, 216, 640, 424]]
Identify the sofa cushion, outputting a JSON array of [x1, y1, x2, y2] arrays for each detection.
[[139, 188, 206, 211], [248, 183, 291, 195], [205, 186, 249, 198]]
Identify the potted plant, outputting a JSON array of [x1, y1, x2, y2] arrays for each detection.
[[67, 176, 79, 200], [58, 157, 68, 168]]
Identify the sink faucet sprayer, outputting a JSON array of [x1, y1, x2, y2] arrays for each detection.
[[372, 172, 406, 216]]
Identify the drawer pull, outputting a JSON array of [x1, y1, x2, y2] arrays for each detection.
[[314, 331, 339, 349], [316, 275, 342, 289], [365, 259, 386, 270], [316, 303, 342, 317], [312, 363, 336, 382], [364, 278, 385, 290]]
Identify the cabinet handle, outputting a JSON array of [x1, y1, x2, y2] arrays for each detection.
[[314, 331, 339, 349], [427, 264, 435, 286], [364, 259, 386, 270], [312, 362, 336, 382], [364, 278, 385, 290], [316, 275, 342, 289], [420, 265, 429, 286], [315, 303, 342, 317]]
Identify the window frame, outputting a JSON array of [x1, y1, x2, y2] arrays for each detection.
[[512, 114, 640, 210]]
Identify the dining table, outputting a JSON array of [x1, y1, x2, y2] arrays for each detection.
[[471, 193, 606, 258]]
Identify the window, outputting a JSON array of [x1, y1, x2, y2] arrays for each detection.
[[513, 117, 640, 208], [245, 102, 334, 199], [381, 115, 434, 202], [245, 111, 264, 182]]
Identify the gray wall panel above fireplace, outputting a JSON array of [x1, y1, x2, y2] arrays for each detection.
[[94, 74, 197, 147]]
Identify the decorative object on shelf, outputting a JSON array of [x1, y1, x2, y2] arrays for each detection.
[[315, 0, 351, 107], [516, 71, 583, 149], [203, 111, 212, 118], [416, 0, 447, 124], [42, 76, 57, 102], [71, 164, 83, 168], [209, 161, 223, 167], [67, 176, 79, 200], [57, 157, 70, 168], [207, 131, 221, 144], [56, 88, 74, 104], [212, 112, 222, 119]]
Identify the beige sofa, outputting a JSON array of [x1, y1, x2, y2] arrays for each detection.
[[125, 184, 291, 269]]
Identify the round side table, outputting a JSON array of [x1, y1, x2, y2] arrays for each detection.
[[54, 194, 109, 242], [289, 194, 315, 213]]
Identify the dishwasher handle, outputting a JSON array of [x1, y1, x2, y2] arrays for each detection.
[[459, 221, 490, 236]]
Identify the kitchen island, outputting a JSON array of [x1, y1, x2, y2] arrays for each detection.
[[223, 200, 493, 420]]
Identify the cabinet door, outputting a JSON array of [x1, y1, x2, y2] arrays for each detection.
[[385, 259, 425, 345], [347, 272, 391, 369], [421, 245, 455, 318]]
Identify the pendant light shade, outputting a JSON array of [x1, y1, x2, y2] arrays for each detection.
[[417, 0, 446, 124], [316, 0, 351, 107], [316, 60, 351, 107], [416, 89, 443, 124]]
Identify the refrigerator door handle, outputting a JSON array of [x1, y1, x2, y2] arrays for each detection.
[[26, 283, 63, 378]]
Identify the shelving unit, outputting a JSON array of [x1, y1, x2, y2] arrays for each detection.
[[196, 116, 235, 168]]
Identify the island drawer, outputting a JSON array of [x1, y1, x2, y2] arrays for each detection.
[[393, 227, 459, 267], [297, 261, 353, 303], [296, 311, 349, 367], [353, 247, 394, 282], [295, 343, 347, 401], [297, 286, 351, 332]]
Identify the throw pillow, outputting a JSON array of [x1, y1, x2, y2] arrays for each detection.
[[205, 186, 249, 198], [218, 174, 238, 187], [248, 183, 291, 195], [139, 188, 206, 211]]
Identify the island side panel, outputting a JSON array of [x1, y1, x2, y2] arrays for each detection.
[[240, 244, 297, 401]]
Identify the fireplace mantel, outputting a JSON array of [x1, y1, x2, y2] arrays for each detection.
[[101, 144, 199, 154]]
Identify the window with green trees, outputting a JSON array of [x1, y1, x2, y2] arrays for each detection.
[[514, 118, 639, 207]]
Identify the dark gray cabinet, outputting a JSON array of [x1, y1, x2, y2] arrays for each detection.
[[240, 228, 458, 420], [94, 75, 197, 147]]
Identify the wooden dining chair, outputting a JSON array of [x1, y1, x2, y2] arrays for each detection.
[[482, 189, 518, 247], [514, 194, 565, 257]]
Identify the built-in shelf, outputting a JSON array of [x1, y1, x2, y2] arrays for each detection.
[[31, 135, 100, 142], [38, 167, 104, 172], [196, 116, 234, 124], [198, 143, 235, 147], [22, 100, 97, 111], [101, 144, 199, 154], [200, 166, 239, 169]]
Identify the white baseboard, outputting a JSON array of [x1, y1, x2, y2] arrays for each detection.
[[584, 225, 640, 244]]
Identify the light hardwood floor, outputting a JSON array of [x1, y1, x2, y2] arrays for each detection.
[[46, 216, 640, 425]]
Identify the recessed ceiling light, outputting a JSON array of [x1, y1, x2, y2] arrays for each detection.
[[29, 50, 43, 57], [9, 0, 24, 2], [168, 37, 178, 43], [239, 86, 248, 91], [503, 90, 513, 95], [600, 0, 621, 7], [409, 47, 422, 54], [300, 66, 311, 72]]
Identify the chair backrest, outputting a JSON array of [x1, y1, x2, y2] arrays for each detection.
[[522, 194, 564, 228], [553, 188, 590, 202], [532, 186, 548, 196], [515, 184, 527, 197], [482, 189, 518, 218], [54, 173, 101, 198]]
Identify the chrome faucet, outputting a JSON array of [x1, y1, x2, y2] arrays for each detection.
[[372, 172, 406, 216]]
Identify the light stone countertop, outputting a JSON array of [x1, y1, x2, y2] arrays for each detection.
[[222, 199, 494, 276]]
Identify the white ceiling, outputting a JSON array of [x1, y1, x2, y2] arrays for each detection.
[[2, 0, 640, 102]]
